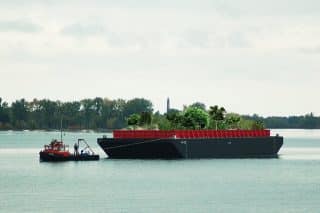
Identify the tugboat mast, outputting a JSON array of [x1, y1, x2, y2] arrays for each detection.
[[60, 118, 63, 142]]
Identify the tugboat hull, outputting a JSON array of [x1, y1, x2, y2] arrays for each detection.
[[39, 152, 99, 162]]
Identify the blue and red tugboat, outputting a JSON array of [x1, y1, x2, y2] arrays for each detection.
[[39, 139, 99, 162]]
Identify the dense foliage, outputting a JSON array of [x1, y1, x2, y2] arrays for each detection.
[[0, 97, 319, 130], [181, 107, 209, 129], [156, 105, 263, 130], [0, 97, 153, 130]]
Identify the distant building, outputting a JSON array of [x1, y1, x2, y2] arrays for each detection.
[[166, 97, 170, 113]]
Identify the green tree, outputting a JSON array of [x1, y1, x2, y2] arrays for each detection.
[[189, 102, 206, 110], [28, 98, 40, 129], [182, 107, 209, 129], [127, 113, 140, 129], [123, 98, 153, 118], [80, 99, 95, 129], [38, 99, 60, 129], [111, 99, 126, 129], [251, 120, 265, 130], [90, 97, 104, 128], [60, 101, 81, 129], [153, 112, 171, 130], [208, 105, 226, 130], [166, 109, 183, 129], [225, 113, 241, 129], [101, 98, 114, 129], [11, 99, 29, 129], [0, 98, 10, 124], [139, 111, 152, 126]]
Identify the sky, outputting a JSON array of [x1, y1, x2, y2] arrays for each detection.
[[1, 0, 320, 116]]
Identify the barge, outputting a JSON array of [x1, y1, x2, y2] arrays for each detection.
[[97, 130, 283, 159]]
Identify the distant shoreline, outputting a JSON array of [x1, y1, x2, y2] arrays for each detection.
[[1, 97, 320, 130]]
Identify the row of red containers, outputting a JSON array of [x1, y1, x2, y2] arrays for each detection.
[[113, 130, 271, 139]]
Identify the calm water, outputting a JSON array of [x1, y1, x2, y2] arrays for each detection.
[[0, 130, 320, 213]]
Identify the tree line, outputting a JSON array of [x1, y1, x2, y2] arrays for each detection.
[[0, 97, 153, 130], [243, 113, 320, 129], [0, 97, 319, 130]]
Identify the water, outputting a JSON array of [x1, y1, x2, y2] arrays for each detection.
[[0, 130, 320, 213]]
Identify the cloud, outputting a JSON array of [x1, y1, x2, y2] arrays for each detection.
[[60, 23, 149, 49], [60, 23, 106, 36], [299, 46, 320, 54], [212, 0, 320, 17], [177, 29, 252, 49], [0, 20, 41, 33], [180, 30, 210, 48], [1, 1, 320, 115], [227, 31, 250, 48]]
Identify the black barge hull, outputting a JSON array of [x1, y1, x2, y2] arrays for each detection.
[[97, 136, 283, 159]]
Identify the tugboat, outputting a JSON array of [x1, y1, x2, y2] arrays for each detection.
[[39, 138, 99, 162]]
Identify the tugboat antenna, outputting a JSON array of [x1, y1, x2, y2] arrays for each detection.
[[60, 118, 63, 142]]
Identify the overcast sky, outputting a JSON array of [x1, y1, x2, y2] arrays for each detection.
[[1, 0, 319, 116]]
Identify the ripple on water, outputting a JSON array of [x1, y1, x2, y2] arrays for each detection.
[[279, 147, 320, 160]]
